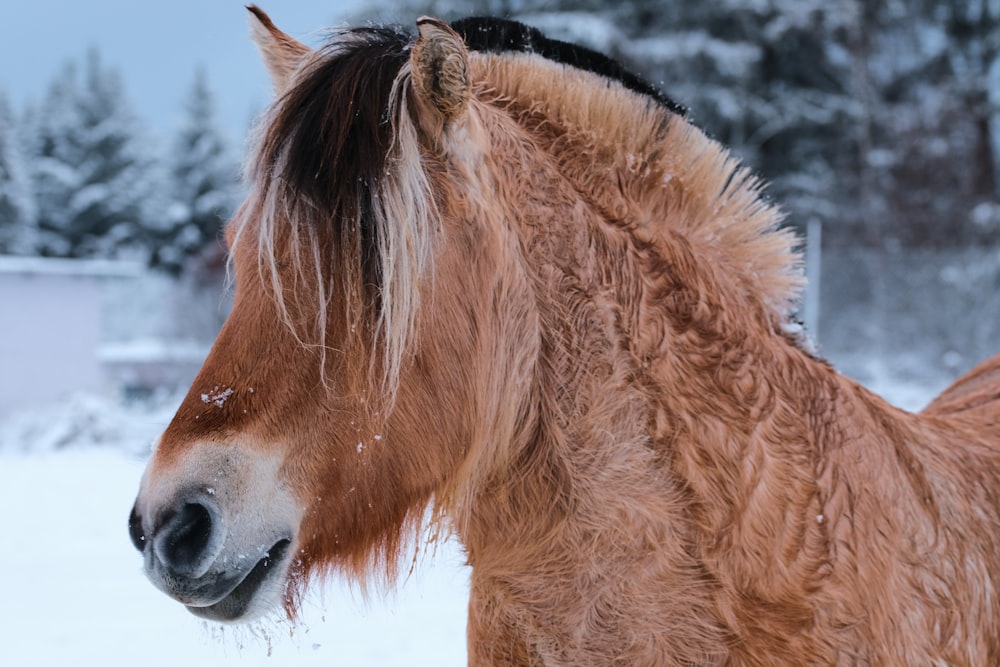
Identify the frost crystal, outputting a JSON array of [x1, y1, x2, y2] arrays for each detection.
[[201, 386, 234, 408]]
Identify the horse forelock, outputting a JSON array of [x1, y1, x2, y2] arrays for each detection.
[[236, 26, 435, 403]]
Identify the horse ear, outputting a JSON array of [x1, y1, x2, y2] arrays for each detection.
[[411, 17, 470, 123], [246, 5, 311, 94]]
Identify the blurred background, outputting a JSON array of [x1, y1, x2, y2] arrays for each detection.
[[0, 0, 997, 664]]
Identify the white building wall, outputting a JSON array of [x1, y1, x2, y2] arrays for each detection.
[[0, 258, 138, 417]]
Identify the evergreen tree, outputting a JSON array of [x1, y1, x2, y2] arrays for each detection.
[[29, 49, 155, 259], [31, 62, 80, 257], [0, 92, 36, 254], [857, 0, 1000, 246], [153, 68, 240, 275]]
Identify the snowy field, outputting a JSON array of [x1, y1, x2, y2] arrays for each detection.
[[0, 373, 940, 666], [0, 395, 469, 666]]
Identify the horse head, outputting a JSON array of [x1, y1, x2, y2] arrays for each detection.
[[128, 9, 519, 621]]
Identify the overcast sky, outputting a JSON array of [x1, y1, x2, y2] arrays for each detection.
[[0, 1, 375, 139]]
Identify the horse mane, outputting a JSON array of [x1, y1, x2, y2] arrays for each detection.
[[470, 50, 804, 323], [235, 17, 804, 405]]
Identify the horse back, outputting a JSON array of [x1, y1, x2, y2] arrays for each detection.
[[923, 353, 1000, 433]]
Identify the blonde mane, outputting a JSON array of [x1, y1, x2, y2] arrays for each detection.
[[472, 51, 804, 322]]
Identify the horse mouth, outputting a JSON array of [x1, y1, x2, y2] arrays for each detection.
[[185, 539, 292, 622]]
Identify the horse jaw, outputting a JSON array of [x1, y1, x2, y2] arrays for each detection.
[[129, 440, 304, 622]]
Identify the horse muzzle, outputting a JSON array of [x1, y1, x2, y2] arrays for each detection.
[[128, 442, 302, 622]]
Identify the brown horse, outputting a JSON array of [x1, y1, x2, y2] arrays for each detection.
[[129, 7, 1000, 664]]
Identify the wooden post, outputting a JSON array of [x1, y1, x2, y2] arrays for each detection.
[[804, 218, 822, 344]]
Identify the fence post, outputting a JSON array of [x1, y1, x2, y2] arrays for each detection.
[[804, 218, 822, 344]]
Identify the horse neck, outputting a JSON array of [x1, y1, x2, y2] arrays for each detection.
[[447, 98, 955, 658], [443, 70, 1000, 661]]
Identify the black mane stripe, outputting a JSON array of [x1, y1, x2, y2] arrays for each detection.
[[450, 16, 686, 116]]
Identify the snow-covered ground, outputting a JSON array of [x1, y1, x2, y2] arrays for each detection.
[[0, 394, 469, 666], [0, 371, 943, 665]]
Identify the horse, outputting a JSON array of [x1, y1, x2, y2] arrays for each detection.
[[128, 6, 1000, 664]]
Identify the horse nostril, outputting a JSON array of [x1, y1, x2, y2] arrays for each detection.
[[128, 504, 146, 553], [156, 502, 216, 576]]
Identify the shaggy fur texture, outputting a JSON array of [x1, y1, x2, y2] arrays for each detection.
[[141, 11, 1000, 665]]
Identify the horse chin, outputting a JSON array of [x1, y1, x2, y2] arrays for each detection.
[[185, 539, 293, 623]]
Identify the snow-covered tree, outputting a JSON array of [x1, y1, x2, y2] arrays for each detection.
[[152, 68, 240, 275], [0, 92, 36, 254], [29, 49, 155, 259], [855, 0, 1000, 247], [30, 62, 79, 257]]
